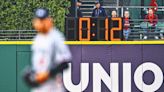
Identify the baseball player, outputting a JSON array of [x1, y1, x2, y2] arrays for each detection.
[[23, 8, 72, 92]]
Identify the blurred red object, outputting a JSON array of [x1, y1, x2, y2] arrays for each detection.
[[150, 0, 158, 12]]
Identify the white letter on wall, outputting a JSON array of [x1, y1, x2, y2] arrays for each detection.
[[63, 63, 89, 92], [123, 63, 131, 92], [93, 63, 119, 92], [134, 62, 163, 92]]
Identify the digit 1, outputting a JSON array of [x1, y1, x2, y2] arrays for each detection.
[[105, 18, 109, 41]]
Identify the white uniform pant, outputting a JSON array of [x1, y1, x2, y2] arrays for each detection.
[[31, 75, 65, 92]]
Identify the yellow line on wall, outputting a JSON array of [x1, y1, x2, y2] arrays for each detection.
[[65, 41, 164, 45], [0, 41, 164, 45], [0, 41, 32, 45]]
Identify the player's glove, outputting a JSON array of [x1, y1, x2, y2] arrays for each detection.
[[23, 62, 69, 88], [22, 66, 40, 88]]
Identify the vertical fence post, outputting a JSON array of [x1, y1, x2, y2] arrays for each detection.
[[19, 30, 20, 40], [121, 7, 124, 17]]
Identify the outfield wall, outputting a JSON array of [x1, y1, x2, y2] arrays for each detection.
[[0, 45, 31, 92], [0, 44, 164, 92]]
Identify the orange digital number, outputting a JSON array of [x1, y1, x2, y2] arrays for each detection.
[[105, 18, 109, 41], [110, 18, 122, 41], [79, 18, 90, 41]]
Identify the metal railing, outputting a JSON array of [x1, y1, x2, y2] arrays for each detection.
[[102, 6, 164, 17], [0, 30, 36, 41], [0, 21, 164, 41], [127, 19, 164, 40], [0, 19, 164, 41]]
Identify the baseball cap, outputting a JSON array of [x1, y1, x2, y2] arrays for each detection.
[[35, 8, 49, 19]]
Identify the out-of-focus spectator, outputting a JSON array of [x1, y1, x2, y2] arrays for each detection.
[[110, 10, 121, 39], [92, 2, 107, 17], [123, 11, 131, 40], [76, 1, 83, 17], [143, 8, 158, 39], [150, 0, 158, 12], [145, 8, 158, 26], [111, 10, 118, 27], [111, 10, 117, 18], [66, 0, 75, 17], [67, 1, 83, 17]]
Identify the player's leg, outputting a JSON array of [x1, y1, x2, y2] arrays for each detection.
[[126, 28, 131, 40], [123, 29, 128, 40], [53, 74, 65, 92], [31, 80, 54, 92]]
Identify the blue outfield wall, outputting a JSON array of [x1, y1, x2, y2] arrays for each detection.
[[0, 45, 164, 92]]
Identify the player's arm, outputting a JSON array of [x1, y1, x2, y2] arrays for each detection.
[[50, 30, 72, 76], [54, 30, 72, 63]]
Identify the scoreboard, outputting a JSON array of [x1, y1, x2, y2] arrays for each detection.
[[65, 17, 123, 41]]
